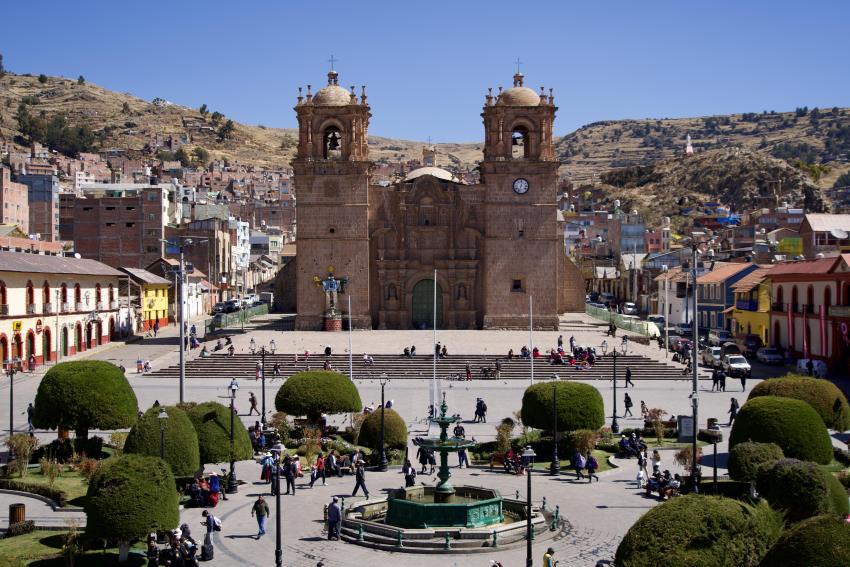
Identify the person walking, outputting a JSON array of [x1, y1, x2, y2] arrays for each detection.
[[416, 445, 429, 474], [640, 400, 649, 419], [625, 367, 634, 388], [572, 449, 586, 480], [638, 449, 649, 477], [718, 369, 727, 392], [26, 403, 34, 431], [728, 397, 740, 426], [153, 320, 160, 337], [427, 448, 436, 474], [711, 369, 719, 392], [543, 547, 557, 567], [402, 459, 417, 487], [458, 447, 469, 468], [585, 451, 600, 482], [327, 497, 342, 540], [251, 495, 270, 539], [739, 373, 747, 392], [352, 461, 369, 498], [282, 455, 296, 495], [623, 393, 634, 417], [557, 335, 563, 348], [651, 449, 661, 470], [248, 392, 259, 416], [311, 452, 327, 487]]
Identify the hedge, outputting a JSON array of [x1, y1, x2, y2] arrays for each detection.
[[0, 478, 67, 507], [729, 397, 833, 464], [758, 515, 850, 567], [614, 494, 783, 567], [358, 408, 408, 451], [275, 371, 362, 421], [187, 402, 253, 464], [521, 382, 605, 432], [728, 442, 784, 482], [749, 375, 850, 431], [124, 406, 200, 476], [756, 459, 849, 524], [32, 361, 138, 438], [85, 454, 178, 558]]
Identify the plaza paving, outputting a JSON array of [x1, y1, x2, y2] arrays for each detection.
[[0, 313, 837, 566]]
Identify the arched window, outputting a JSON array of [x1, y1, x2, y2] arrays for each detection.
[[322, 126, 343, 160], [26, 281, 35, 306], [457, 283, 468, 300], [824, 286, 832, 310], [791, 285, 798, 313], [386, 284, 398, 301], [60, 283, 68, 304], [74, 284, 81, 304], [95, 284, 102, 304], [0, 280, 7, 307], [844, 283, 850, 306], [108, 284, 114, 303], [776, 285, 784, 306], [511, 126, 530, 159], [42, 281, 50, 304], [806, 285, 814, 313]]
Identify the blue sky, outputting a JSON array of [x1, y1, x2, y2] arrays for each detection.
[[3, 0, 848, 141]]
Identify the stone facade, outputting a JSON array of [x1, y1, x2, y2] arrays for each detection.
[[292, 71, 584, 330]]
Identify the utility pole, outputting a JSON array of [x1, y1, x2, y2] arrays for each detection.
[[691, 242, 700, 493], [179, 246, 186, 404]]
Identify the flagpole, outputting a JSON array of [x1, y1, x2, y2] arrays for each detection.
[[529, 294, 534, 385], [348, 294, 353, 381], [432, 269, 437, 414]]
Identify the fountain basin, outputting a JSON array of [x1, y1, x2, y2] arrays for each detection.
[[386, 485, 503, 529]]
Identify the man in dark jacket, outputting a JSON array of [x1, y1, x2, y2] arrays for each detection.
[[327, 496, 342, 540], [351, 461, 369, 498]]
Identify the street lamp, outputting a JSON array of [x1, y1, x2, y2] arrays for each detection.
[[5, 357, 21, 443], [550, 374, 560, 475], [522, 445, 536, 567], [378, 373, 389, 472], [600, 340, 623, 434], [158, 407, 169, 460], [274, 454, 282, 567], [250, 340, 276, 428], [227, 378, 239, 494]]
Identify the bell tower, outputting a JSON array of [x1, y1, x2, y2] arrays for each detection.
[[293, 70, 372, 329], [480, 73, 561, 329]]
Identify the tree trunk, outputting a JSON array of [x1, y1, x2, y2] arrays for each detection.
[[75, 427, 89, 440], [118, 540, 130, 562]]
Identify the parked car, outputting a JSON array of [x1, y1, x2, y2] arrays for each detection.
[[622, 302, 638, 316], [723, 354, 752, 377], [702, 346, 722, 368], [736, 334, 763, 357], [225, 299, 241, 313], [600, 292, 615, 307], [756, 347, 783, 365], [708, 329, 734, 346], [796, 358, 828, 378], [213, 302, 227, 314], [647, 315, 666, 328]]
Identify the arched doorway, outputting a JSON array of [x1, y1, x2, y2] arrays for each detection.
[[75, 323, 83, 353], [96, 320, 103, 346], [412, 279, 443, 329], [109, 317, 115, 341], [0, 334, 8, 363], [61, 326, 68, 357], [42, 327, 52, 363], [773, 321, 781, 348], [26, 331, 35, 367], [86, 322, 93, 349]]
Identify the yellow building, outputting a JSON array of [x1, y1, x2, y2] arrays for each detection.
[[119, 268, 171, 332], [729, 266, 774, 345]]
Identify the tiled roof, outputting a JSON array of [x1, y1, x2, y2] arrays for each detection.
[[696, 262, 753, 284], [769, 257, 838, 276], [803, 213, 850, 232], [0, 251, 123, 276], [730, 266, 774, 292]]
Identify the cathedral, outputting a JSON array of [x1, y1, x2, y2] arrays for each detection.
[[291, 69, 584, 330]]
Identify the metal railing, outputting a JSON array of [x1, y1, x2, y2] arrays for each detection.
[[585, 303, 661, 337], [206, 303, 270, 332], [61, 302, 70, 313], [26, 304, 36, 315], [42, 302, 54, 314], [735, 299, 757, 311]]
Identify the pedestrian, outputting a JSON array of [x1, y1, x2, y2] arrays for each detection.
[[26, 403, 34, 431], [625, 367, 634, 388], [251, 495, 270, 539], [623, 393, 634, 417], [739, 373, 747, 392], [621, 334, 629, 352], [806, 358, 814, 376], [402, 459, 417, 487], [711, 369, 719, 392], [28, 354, 36, 372], [543, 547, 557, 567], [416, 445, 429, 474], [557, 334, 563, 348], [718, 369, 727, 392], [458, 447, 469, 468], [638, 449, 649, 477], [154, 320, 160, 337], [248, 392, 259, 416], [640, 400, 649, 419], [465, 362, 472, 381], [146, 533, 159, 567], [352, 461, 369, 498], [585, 451, 600, 482], [282, 455, 296, 495], [651, 449, 661, 470], [311, 452, 327, 487], [427, 448, 436, 474], [327, 496, 342, 540], [728, 397, 740, 426], [572, 449, 586, 480]]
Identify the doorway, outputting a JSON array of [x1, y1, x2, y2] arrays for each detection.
[[412, 279, 443, 329]]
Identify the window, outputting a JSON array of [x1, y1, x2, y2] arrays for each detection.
[[148, 213, 156, 220], [148, 192, 158, 201], [74, 284, 81, 303], [512, 279, 524, 292], [146, 246, 159, 253], [511, 126, 530, 159], [322, 126, 343, 160], [126, 222, 135, 227], [26, 281, 34, 305], [60, 283, 67, 303]]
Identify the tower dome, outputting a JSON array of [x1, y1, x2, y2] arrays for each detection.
[[497, 73, 541, 106], [313, 70, 353, 106]]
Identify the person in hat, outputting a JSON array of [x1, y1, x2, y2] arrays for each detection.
[[146, 533, 159, 567], [543, 547, 557, 566]]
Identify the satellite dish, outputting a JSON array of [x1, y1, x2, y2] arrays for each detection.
[[830, 228, 849, 240], [74, 253, 82, 259]]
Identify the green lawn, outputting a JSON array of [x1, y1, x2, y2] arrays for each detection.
[[0, 532, 145, 566], [12, 470, 89, 505], [819, 460, 850, 474]]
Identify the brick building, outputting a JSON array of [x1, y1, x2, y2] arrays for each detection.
[[291, 70, 584, 330], [0, 166, 29, 234], [17, 173, 59, 241]]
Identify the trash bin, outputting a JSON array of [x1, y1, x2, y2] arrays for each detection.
[[9, 503, 25, 525], [707, 418, 719, 430]]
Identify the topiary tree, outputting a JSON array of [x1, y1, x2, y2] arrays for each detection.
[[124, 406, 200, 476], [756, 459, 849, 524], [275, 371, 362, 422], [758, 514, 850, 567], [615, 494, 783, 567], [748, 375, 850, 431], [32, 361, 138, 439], [358, 408, 408, 451], [85, 454, 178, 562], [728, 442, 785, 482], [729, 396, 833, 464], [186, 402, 252, 464], [825, 472, 850, 519], [520, 381, 604, 432]]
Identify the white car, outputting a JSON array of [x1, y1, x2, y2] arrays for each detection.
[[722, 355, 752, 378], [702, 346, 722, 368], [622, 302, 638, 316], [755, 347, 783, 365]]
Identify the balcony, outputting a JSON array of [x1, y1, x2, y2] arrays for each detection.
[[771, 302, 786, 312], [0, 304, 8, 315], [61, 302, 70, 313], [110, 300, 119, 310], [42, 303, 54, 315], [76, 302, 85, 312], [96, 301, 105, 311], [26, 304, 36, 315], [801, 304, 815, 315], [735, 299, 758, 311], [829, 305, 850, 318]]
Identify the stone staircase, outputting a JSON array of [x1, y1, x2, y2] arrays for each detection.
[[146, 351, 709, 382]]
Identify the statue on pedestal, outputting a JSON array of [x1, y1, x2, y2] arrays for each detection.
[[313, 267, 348, 318]]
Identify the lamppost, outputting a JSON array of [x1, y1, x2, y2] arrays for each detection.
[[5, 357, 21, 441], [158, 407, 169, 459], [249, 338, 276, 428], [522, 445, 536, 567], [227, 378, 239, 494], [600, 340, 625, 433], [274, 453, 282, 567], [378, 373, 389, 472], [550, 374, 560, 475]]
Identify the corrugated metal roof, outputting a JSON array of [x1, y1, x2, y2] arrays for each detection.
[[804, 213, 850, 232], [769, 257, 838, 276], [119, 267, 171, 285], [0, 251, 123, 276]]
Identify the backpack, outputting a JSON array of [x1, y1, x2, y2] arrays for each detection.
[[587, 456, 598, 471], [212, 516, 222, 532], [575, 454, 586, 469]]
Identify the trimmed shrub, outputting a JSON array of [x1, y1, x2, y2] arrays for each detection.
[[614, 494, 783, 567], [521, 382, 605, 432], [358, 408, 408, 451], [85, 454, 178, 561], [729, 397, 833, 464], [186, 402, 253, 465], [274, 371, 362, 422], [756, 459, 847, 523], [749, 375, 850, 431], [825, 472, 850, 518], [758, 515, 850, 567], [728, 442, 784, 482], [0, 478, 68, 507], [32, 361, 138, 438], [4, 520, 35, 538], [124, 406, 200, 476]]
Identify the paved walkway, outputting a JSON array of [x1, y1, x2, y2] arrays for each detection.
[[0, 492, 86, 530]]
